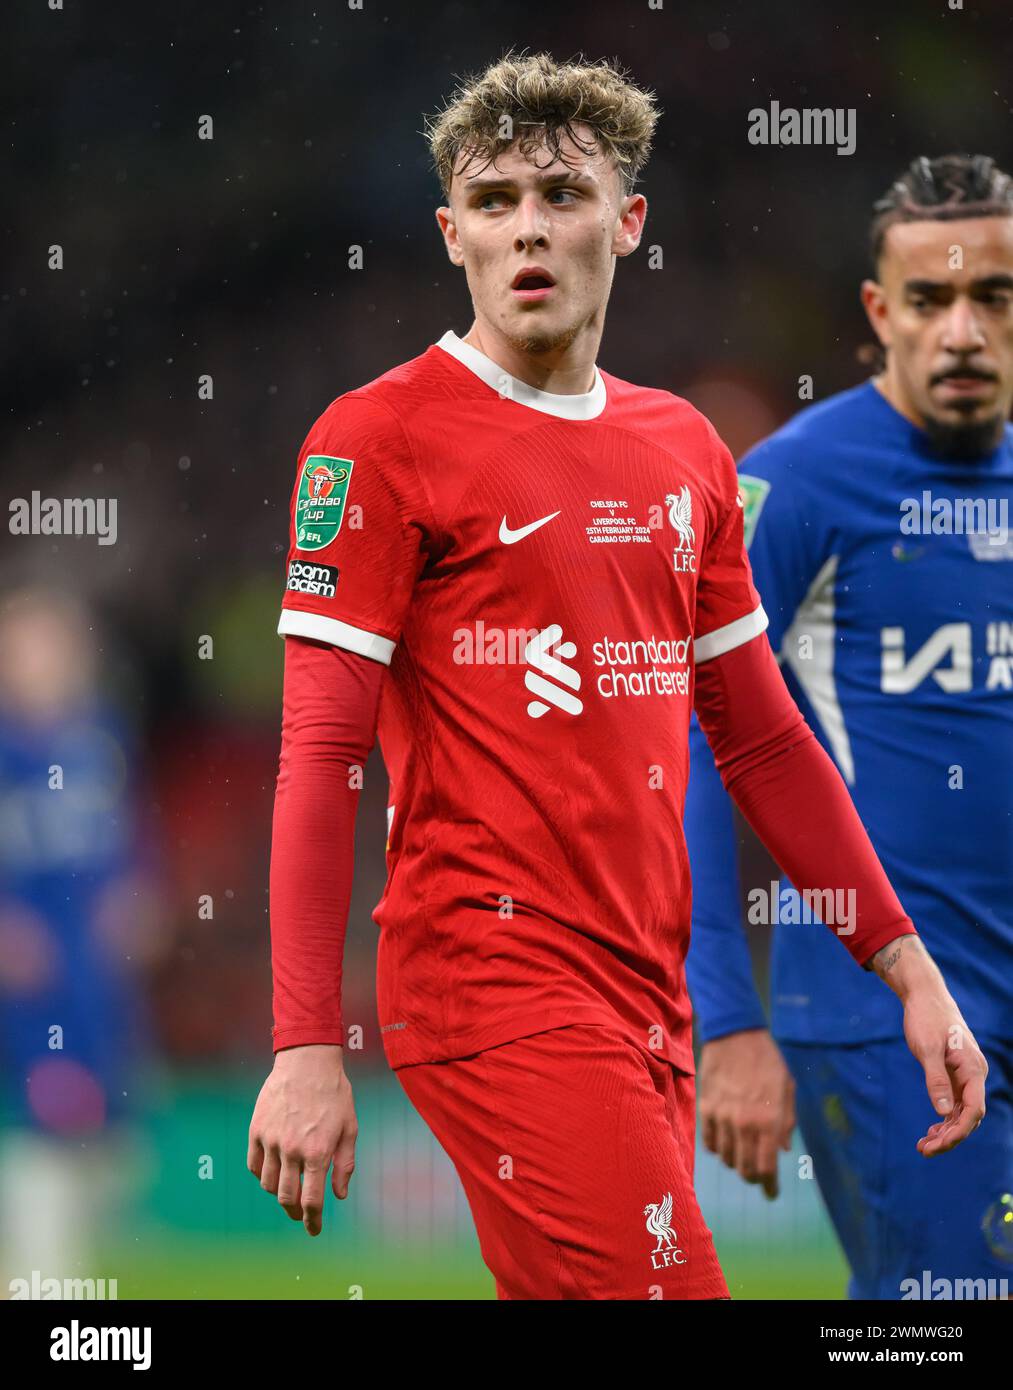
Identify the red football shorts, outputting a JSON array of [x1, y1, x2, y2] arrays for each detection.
[[396, 1022, 729, 1300]]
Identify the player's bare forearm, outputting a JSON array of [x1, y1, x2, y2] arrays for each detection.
[[867, 934, 988, 1155], [867, 931, 936, 995], [247, 1043, 358, 1236]]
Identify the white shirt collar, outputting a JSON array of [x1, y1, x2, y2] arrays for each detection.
[[435, 330, 607, 421]]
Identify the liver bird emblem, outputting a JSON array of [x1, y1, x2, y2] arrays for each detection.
[[665, 486, 695, 552], [644, 1192, 677, 1252]]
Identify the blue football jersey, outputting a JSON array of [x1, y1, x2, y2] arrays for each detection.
[[0, 704, 147, 1128], [686, 381, 1013, 1046]]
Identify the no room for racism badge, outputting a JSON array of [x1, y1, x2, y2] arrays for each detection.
[[296, 456, 354, 551]]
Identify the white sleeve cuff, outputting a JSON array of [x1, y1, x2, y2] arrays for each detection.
[[694, 604, 768, 665], [278, 608, 396, 665]]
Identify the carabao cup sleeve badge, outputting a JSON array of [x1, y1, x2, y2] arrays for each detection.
[[296, 456, 354, 551]]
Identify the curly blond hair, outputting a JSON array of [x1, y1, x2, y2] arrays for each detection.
[[424, 50, 660, 201]]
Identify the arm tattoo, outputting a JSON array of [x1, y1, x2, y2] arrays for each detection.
[[878, 946, 903, 974], [869, 934, 925, 976]]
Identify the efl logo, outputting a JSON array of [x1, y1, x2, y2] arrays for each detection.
[[524, 624, 583, 719], [287, 560, 338, 598]]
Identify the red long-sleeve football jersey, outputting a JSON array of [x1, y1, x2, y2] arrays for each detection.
[[277, 330, 772, 1070]]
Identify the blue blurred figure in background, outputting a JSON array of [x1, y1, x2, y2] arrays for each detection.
[[0, 589, 163, 1296]]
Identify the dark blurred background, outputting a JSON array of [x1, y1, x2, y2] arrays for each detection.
[[1, 0, 1010, 1299]]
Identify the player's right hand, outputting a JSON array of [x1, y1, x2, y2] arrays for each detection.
[[697, 1028, 795, 1199], [247, 1043, 357, 1236]]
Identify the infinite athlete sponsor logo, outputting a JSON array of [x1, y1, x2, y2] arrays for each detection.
[[643, 1192, 686, 1268], [880, 620, 1013, 693], [286, 560, 338, 598]]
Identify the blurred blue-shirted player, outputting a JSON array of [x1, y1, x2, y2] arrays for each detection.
[[686, 155, 1013, 1299], [0, 589, 157, 1290]]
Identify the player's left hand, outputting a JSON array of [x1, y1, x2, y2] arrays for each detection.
[[873, 935, 989, 1156], [905, 1002, 988, 1157]]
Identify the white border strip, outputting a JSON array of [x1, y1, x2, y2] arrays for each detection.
[[435, 330, 607, 421], [278, 608, 396, 665], [694, 604, 768, 665], [782, 554, 855, 784]]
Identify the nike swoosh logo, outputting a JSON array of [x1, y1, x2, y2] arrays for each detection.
[[891, 541, 925, 563], [499, 511, 560, 545]]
